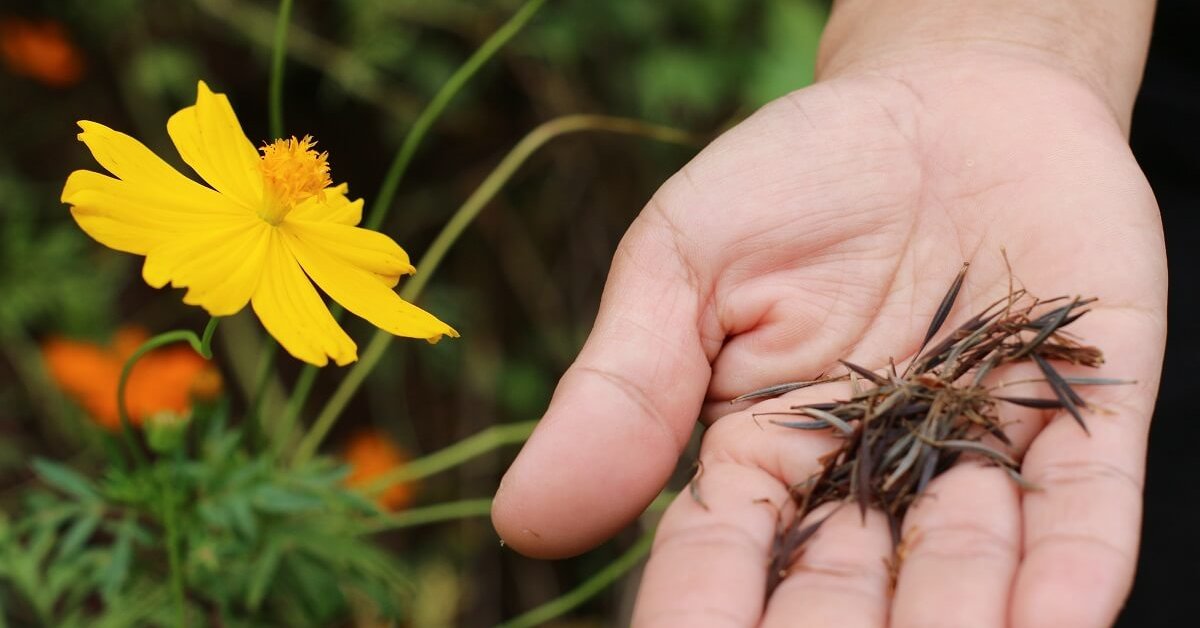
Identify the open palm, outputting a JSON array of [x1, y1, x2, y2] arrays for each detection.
[[493, 52, 1165, 627]]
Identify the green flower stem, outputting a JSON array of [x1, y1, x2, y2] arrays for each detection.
[[192, 0, 420, 121], [290, 115, 700, 466], [364, 0, 548, 232], [276, 0, 548, 446], [399, 115, 700, 302], [360, 420, 536, 495], [116, 318, 219, 466], [499, 528, 656, 628], [359, 498, 493, 534], [272, 359, 315, 452], [268, 0, 294, 139], [244, 341, 277, 450]]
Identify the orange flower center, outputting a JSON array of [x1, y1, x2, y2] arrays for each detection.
[[257, 135, 330, 224]]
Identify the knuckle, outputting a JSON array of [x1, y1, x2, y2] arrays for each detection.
[[1025, 457, 1142, 493], [651, 520, 764, 557], [904, 519, 1016, 564]]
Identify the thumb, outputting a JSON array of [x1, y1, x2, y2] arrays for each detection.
[[491, 203, 714, 558]]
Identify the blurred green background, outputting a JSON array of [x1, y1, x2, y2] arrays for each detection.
[[0, 0, 827, 625]]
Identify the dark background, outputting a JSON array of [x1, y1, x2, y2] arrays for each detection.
[[1123, 0, 1200, 625]]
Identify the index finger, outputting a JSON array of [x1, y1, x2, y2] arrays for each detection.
[[492, 204, 716, 558]]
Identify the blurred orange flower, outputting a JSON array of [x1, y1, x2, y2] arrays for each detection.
[[0, 17, 84, 87], [42, 326, 221, 430], [343, 430, 415, 511]]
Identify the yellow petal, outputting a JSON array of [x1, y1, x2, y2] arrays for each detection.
[[283, 218, 414, 287], [166, 81, 263, 210], [141, 220, 271, 316], [252, 230, 357, 366], [288, 183, 363, 226], [280, 226, 458, 342], [63, 169, 250, 254]]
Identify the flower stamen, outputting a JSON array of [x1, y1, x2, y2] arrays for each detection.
[[258, 135, 330, 224]]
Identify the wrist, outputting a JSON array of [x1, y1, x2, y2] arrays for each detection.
[[815, 0, 1155, 130]]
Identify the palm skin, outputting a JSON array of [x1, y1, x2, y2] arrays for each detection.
[[493, 51, 1166, 628]]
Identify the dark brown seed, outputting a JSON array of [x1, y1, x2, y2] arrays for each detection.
[[731, 377, 828, 403], [1012, 297, 1079, 359], [767, 418, 838, 431], [1032, 353, 1090, 434], [996, 396, 1065, 409], [855, 434, 873, 522], [750, 265, 1114, 599], [917, 261, 970, 357], [839, 359, 888, 385]]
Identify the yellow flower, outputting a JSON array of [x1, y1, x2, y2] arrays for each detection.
[[61, 81, 457, 366]]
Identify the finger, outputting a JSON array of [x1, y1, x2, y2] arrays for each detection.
[[492, 208, 717, 558], [1011, 309, 1162, 628], [761, 505, 893, 628], [889, 463, 1021, 628], [633, 391, 849, 627], [631, 462, 788, 628], [886, 359, 1044, 628]]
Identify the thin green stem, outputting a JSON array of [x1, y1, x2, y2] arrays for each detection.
[[361, 421, 536, 494], [245, 342, 276, 450], [499, 528, 656, 628], [192, 0, 419, 121], [276, 0, 546, 447], [647, 490, 677, 513], [268, 0, 294, 139], [291, 115, 700, 465], [365, 0, 548, 232], [271, 363, 315, 453], [399, 115, 699, 302], [359, 498, 492, 534], [162, 485, 187, 628], [116, 319, 219, 466], [198, 317, 219, 357]]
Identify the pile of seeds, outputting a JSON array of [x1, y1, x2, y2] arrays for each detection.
[[730, 263, 1126, 591]]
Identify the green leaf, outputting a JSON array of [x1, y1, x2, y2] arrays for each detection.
[[32, 459, 101, 502], [56, 509, 103, 559], [99, 517, 134, 602], [228, 494, 257, 539], [280, 552, 341, 619], [632, 46, 732, 121], [198, 499, 230, 529], [246, 541, 282, 611], [742, 0, 828, 106], [252, 485, 323, 514]]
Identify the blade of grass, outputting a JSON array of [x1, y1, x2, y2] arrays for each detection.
[[360, 499, 493, 534], [365, 0, 548, 231], [498, 529, 655, 628], [360, 421, 537, 495]]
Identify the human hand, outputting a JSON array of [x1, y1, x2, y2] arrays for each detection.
[[492, 5, 1165, 627]]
